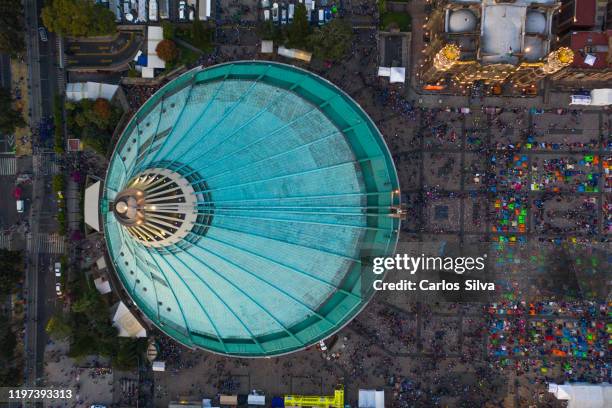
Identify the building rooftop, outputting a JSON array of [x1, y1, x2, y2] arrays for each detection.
[[102, 62, 401, 356], [446, 0, 556, 64], [568, 30, 612, 69]]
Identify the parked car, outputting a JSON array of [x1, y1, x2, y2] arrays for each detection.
[[324, 7, 332, 22], [272, 3, 279, 22], [281, 8, 287, 24], [16, 200, 24, 213], [178, 0, 186, 20], [55, 283, 62, 296], [54, 262, 61, 277], [38, 27, 48, 42], [288, 4, 294, 21], [317, 8, 324, 25]]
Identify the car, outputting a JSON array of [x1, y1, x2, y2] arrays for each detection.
[[263, 9, 270, 21], [318, 339, 328, 351], [55, 283, 62, 296], [318, 9, 324, 25], [38, 27, 48, 42], [272, 3, 279, 22], [288, 4, 294, 21], [178, 0, 186, 20], [281, 8, 287, 24], [54, 262, 61, 277], [189, 6, 194, 20], [324, 7, 332, 22], [90, 405, 108, 408], [16, 200, 24, 213]]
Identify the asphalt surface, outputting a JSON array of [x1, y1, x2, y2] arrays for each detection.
[[65, 31, 144, 69], [21, 0, 62, 392]]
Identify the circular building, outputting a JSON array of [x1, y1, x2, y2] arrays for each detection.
[[102, 61, 401, 357]]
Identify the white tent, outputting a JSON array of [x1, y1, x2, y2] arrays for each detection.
[[377, 67, 391, 77], [590, 89, 612, 106], [96, 256, 107, 271], [548, 383, 612, 408], [84, 181, 101, 231], [66, 82, 118, 102], [247, 394, 265, 406], [112, 301, 147, 338], [390, 67, 406, 83], [94, 277, 112, 295], [261, 40, 274, 54], [144, 26, 166, 78], [358, 389, 384, 408], [152, 360, 166, 371]]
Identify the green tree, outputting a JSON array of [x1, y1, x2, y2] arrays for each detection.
[[258, 20, 283, 43], [93, 98, 112, 123], [45, 313, 72, 340], [287, 3, 310, 48], [0, 249, 23, 295], [308, 19, 353, 61], [0, 0, 25, 56], [0, 87, 25, 135], [162, 21, 176, 40], [52, 175, 65, 193], [156, 39, 179, 63], [190, 18, 213, 52], [42, 0, 116, 37]]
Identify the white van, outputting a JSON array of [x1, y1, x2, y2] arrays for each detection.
[[288, 4, 294, 21], [16, 200, 24, 213]]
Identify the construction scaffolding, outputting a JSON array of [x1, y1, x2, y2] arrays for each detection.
[[284, 386, 344, 408]]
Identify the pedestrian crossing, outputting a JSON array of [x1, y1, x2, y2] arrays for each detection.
[[0, 156, 17, 176], [33, 154, 60, 176], [28, 233, 65, 254]]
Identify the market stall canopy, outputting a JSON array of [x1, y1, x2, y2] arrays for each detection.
[[84, 181, 101, 231], [358, 389, 384, 408], [152, 360, 165, 371], [390, 67, 406, 83], [66, 82, 119, 102], [94, 276, 112, 295], [261, 40, 273, 53], [378, 66, 391, 77]]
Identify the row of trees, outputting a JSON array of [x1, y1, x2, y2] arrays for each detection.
[[0, 313, 19, 386], [46, 278, 145, 370], [0, 87, 26, 136], [0, 249, 22, 386], [260, 4, 353, 61], [42, 0, 116, 38], [0, 0, 25, 56], [0, 249, 23, 296]]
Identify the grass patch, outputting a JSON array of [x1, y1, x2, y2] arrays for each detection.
[[380, 11, 412, 32]]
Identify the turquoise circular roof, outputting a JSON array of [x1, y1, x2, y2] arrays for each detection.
[[102, 61, 401, 356]]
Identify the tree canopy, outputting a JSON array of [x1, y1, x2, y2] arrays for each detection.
[[0, 249, 23, 295], [0, 87, 25, 135], [287, 3, 310, 48], [308, 19, 353, 61], [156, 39, 178, 63], [42, 0, 116, 37], [0, 0, 25, 56]]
